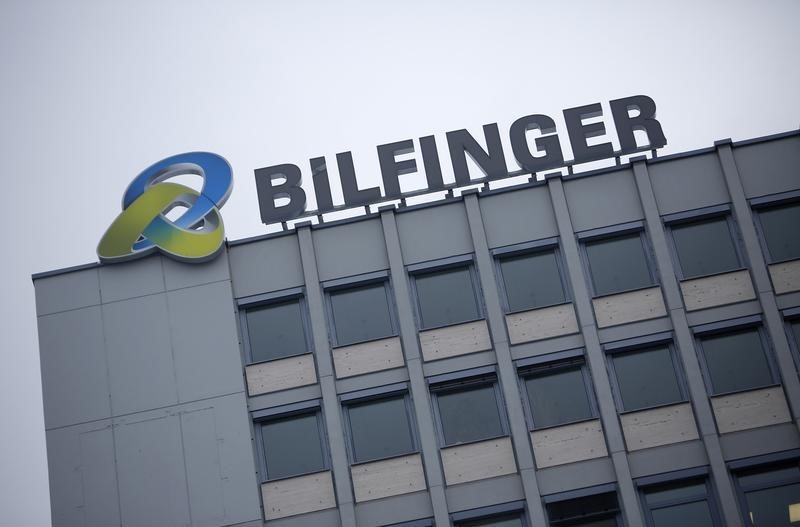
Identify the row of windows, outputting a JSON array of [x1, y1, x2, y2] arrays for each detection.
[[243, 201, 800, 365]]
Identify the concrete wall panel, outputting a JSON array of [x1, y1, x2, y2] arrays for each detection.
[[620, 403, 699, 451], [396, 202, 473, 265], [261, 471, 336, 520], [769, 259, 800, 294], [332, 336, 405, 378], [592, 287, 667, 328], [441, 437, 517, 485], [506, 303, 579, 345], [680, 270, 756, 311], [34, 267, 100, 316], [531, 419, 608, 468], [734, 136, 800, 199], [649, 153, 729, 215], [419, 320, 492, 362], [563, 169, 643, 232], [351, 454, 426, 502], [313, 219, 389, 282], [479, 187, 558, 249], [228, 234, 304, 298], [98, 255, 164, 303], [712, 386, 792, 434], [245, 354, 317, 396]]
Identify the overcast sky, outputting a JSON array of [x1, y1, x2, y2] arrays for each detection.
[[1, 1, 799, 524]]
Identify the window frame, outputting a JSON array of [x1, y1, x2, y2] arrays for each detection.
[[492, 238, 573, 314], [750, 191, 800, 264], [543, 483, 624, 527], [783, 307, 800, 375], [340, 384, 420, 465], [730, 452, 800, 527], [252, 401, 330, 483], [322, 271, 400, 348], [662, 205, 746, 280], [577, 222, 659, 298], [238, 287, 313, 365], [450, 500, 529, 526], [408, 254, 485, 330], [429, 369, 510, 448], [636, 468, 723, 527]]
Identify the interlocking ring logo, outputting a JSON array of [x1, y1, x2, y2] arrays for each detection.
[[98, 152, 233, 263]]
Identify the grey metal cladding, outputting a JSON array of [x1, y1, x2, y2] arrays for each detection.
[[98, 254, 165, 303], [396, 201, 473, 264], [38, 306, 111, 429], [313, 218, 389, 282], [648, 153, 730, 215], [478, 186, 558, 249], [229, 233, 304, 298], [162, 247, 231, 290], [734, 135, 800, 199], [563, 168, 644, 232], [34, 266, 101, 316]]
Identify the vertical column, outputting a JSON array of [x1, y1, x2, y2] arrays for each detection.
[[461, 191, 549, 526], [296, 223, 357, 527], [716, 141, 800, 427], [631, 158, 744, 527], [379, 207, 452, 527], [546, 175, 644, 527]]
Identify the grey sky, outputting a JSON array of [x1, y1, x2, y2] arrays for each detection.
[[1, 1, 798, 524]]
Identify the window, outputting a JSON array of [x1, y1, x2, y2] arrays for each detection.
[[755, 201, 800, 262], [343, 394, 417, 463], [457, 514, 525, 527], [522, 360, 596, 428], [546, 491, 621, 526], [697, 327, 776, 395], [583, 232, 655, 297], [608, 345, 685, 412], [256, 410, 327, 480], [668, 216, 741, 279], [412, 264, 482, 329], [327, 281, 395, 346], [735, 462, 800, 526], [497, 247, 568, 312], [244, 297, 309, 363], [641, 479, 721, 527], [432, 378, 506, 446]]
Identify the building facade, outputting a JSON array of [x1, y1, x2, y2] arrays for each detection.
[[34, 130, 800, 527]]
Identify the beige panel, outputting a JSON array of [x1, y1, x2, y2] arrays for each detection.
[[592, 287, 667, 328], [351, 454, 426, 502], [419, 320, 492, 362], [531, 419, 608, 468], [506, 303, 579, 345], [680, 270, 756, 311], [620, 403, 699, 451], [769, 259, 800, 294], [245, 354, 317, 396], [441, 437, 517, 485], [261, 471, 336, 520], [332, 336, 405, 378], [712, 386, 792, 434]]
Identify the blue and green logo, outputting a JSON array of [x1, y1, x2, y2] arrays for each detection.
[[97, 152, 233, 263]]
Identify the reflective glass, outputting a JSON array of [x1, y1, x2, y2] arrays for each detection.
[[547, 492, 619, 524], [645, 482, 707, 505], [612, 347, 682, 411], [525, 366, 593, 428], [585, 234, 653, 296], [261, 413, 325, 479], [415, 267, 480, 328], [651, 501, 714, 527], [330, 283, 393, 346], [347, 396, 414, 463], [247, 300, 306, 362], [760, 203, 800, 262], [500, 250, 566, 311], [701, 329, 773, 394], [745, 482, 800, 526], [672, 217, 739, 278], [437, 384, 503, 445]]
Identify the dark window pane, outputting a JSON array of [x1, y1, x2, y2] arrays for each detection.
[[738, 466, 800, 489], [458, 514, 523, 527], [672, 218, 740, 278], [261, 413, 325, 479], [612, 347, 683, 411], [437, 384, 503, 445], [415, 267, 480, 328], [247, 300, 306, 362], [547, 492, 619, 523], [651, 500, 715, 527], [645, 482, 707, 505], [348, 396, 414, 462], [500, 250, 566, 311], [525, 367, 593, 427], [760, 203, 800, 262], [745, 482, 800, 526], [585, 234, 653, 296], [330, 283, 393, 346], [701, 329, 773, 394]]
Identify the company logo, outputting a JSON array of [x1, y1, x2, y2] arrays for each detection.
[[97, 152, 233, 263]]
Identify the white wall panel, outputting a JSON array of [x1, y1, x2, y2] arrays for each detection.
[[351, 454, 426, 502], [245, 354, 317, 396], [620, 403, 699, 451], [592, 287, 667, 328], [680, 270, 756, 311], [531, 419, 607, 468], [332, 336, 405, 378], [419, 320, 492, 361], [441, 437, 517, 485], [769, 259, 800, 294], [261, 471, 336, 520], [712, 386, 792, 434], [506, 303, 579, 345]]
